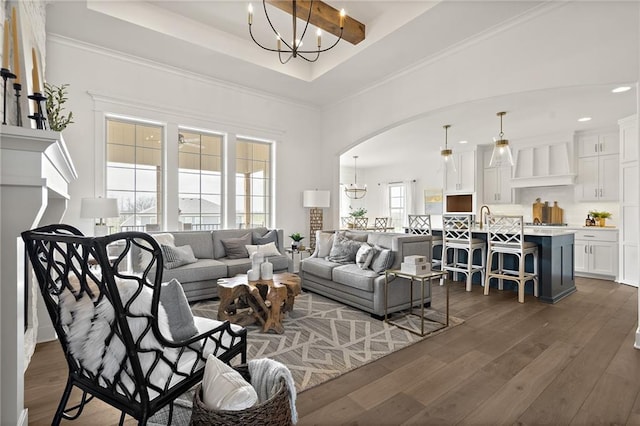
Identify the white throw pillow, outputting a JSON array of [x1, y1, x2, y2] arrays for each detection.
[[138, 233, 175, 270], [355, 243, 374, 269], [202, 355, 258, 411], [314, 231, 334, 258], [245, 241, 281, 257]]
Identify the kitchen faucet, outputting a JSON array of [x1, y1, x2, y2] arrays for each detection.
[[479, 205, 491, 229]]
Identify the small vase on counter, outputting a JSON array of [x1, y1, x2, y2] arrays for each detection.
[[260, 259, 273, 280]]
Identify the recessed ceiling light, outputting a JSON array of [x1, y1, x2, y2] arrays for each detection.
[[458, 140, 468, 144], [578, 117, 592, 122], [612, 86, 631, 93]]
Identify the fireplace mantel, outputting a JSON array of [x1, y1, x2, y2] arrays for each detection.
[[0, 125, 77, 426]]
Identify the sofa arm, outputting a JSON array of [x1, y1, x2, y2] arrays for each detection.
[[392, 235, 432, 270]]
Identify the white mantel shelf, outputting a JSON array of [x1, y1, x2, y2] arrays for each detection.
[[0, 125, 77, 426]]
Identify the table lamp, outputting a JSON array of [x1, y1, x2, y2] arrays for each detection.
[[303, 190, 330, 249], [80, 197, 119, 236]]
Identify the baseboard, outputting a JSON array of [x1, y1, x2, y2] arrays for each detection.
[[18, 409, 28, 426]]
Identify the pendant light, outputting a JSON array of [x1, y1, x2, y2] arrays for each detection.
[[489, 111, 514, 167], [440, 124, 457, 172], [344, 155, 367, 199]]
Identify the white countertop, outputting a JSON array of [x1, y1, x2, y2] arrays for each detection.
[[432, 225, 577, 237]]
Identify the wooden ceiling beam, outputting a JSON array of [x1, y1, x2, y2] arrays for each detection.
[[265, 0, 365, 45]]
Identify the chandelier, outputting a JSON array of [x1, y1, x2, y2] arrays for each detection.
[[489, 111, 514, 167], [344, 156, 366, 199], [440, 124, 456, 172], [248, 1, 346, 64]]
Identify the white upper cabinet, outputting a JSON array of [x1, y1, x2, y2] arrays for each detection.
[[575, 129, 619, 201], [444, 150, 476, 193], [482, 150, 512, 204], [577, 131, 619, 158]]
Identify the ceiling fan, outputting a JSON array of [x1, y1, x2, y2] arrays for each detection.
[[178, 133, 200, 148]]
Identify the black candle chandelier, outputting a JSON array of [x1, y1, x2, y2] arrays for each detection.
[[248, 0, 346, 64]]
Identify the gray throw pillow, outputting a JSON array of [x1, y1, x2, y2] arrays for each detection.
[[160, 278, 199, 341], [355, 243, 374, 270], [253, 229, 278, 247], [369, 246, 395, 273], [221, 233, 251, 259], [327, 233, 364, 264], [161, 244, 198, 269]]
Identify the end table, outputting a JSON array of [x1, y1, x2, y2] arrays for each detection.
[[384, 269, 449, 336]]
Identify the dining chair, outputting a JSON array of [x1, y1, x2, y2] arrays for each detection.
[[374, 217, 390, 232], [352, 217, 368, 230], [484, 214, 539, 303]]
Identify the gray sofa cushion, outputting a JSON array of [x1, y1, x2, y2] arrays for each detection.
[[158, 259, 227, 283], [218, 258, 253, 277], [339, 230, 369, 242], [172, 231, 215, 259], [366, 233, 396, 250], [213, 227, 268, 259], [266, 254, 289, 272], [301, 257, 342, 280], [332, 264, 380, 292]]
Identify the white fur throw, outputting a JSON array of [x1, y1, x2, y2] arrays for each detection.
[[59, 275, 211, 401]]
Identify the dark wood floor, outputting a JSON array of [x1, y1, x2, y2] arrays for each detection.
[[25, 277, 640, 425]]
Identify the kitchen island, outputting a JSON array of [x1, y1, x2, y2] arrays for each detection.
[[432, 226, 576, 304]]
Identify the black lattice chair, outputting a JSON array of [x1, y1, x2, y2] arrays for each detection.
[[22, 224, 247, 425]]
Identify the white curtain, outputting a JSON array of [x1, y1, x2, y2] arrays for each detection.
[[403, 180, 416, 228], [381, 182, 390, 219]]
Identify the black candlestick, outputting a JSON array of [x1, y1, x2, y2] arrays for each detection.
[[28, 92, 47, 130], [1, 68, 16, 125], [13, 82, 22, 127]]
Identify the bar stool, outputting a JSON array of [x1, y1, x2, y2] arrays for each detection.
[[408, 214, 442, 270], [442, 214, 486, 291], [484, 214, 538, 303]]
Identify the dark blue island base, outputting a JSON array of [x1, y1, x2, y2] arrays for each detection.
[[433, 230, 576, 304]]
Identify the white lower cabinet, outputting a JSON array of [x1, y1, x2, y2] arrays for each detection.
[[574, 230, 618, 278]]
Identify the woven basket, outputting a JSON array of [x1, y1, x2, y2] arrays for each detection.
[[190, 365, 292, 426]]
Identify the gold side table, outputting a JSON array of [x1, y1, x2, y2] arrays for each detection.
[[384, 269, 449, 336]]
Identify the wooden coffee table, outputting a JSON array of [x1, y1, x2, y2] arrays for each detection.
[[217, 272, 301, 334]]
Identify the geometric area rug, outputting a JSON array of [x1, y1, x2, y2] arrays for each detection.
[[191, 291, 463, 393], [149, 291, 462, 424]]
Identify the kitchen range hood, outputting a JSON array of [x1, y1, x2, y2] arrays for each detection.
[[510, 141, 576, 188]]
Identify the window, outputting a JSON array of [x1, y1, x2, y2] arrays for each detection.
[[388, 184, 406, 231], [178, 130, 223, 230], [106, 118, 163, 232], [235, 138, 272, 228]]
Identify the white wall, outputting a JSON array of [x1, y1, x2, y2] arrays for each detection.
[[45, 36, 329, 240]]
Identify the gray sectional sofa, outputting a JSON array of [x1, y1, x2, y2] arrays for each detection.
[[131, 227, 289, 302], [300, 230, 433, 317]]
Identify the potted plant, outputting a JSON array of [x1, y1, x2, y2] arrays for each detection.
[[289, 233, 304, 251], [589, 210, 612, 227], [44, 82, 74, 131]]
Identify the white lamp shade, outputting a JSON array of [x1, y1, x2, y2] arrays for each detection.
[[80, 197, 119, 220], [303, 190, 330, 208]]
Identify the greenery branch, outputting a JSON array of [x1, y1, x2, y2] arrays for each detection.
[[44, 82, 74, 131]]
